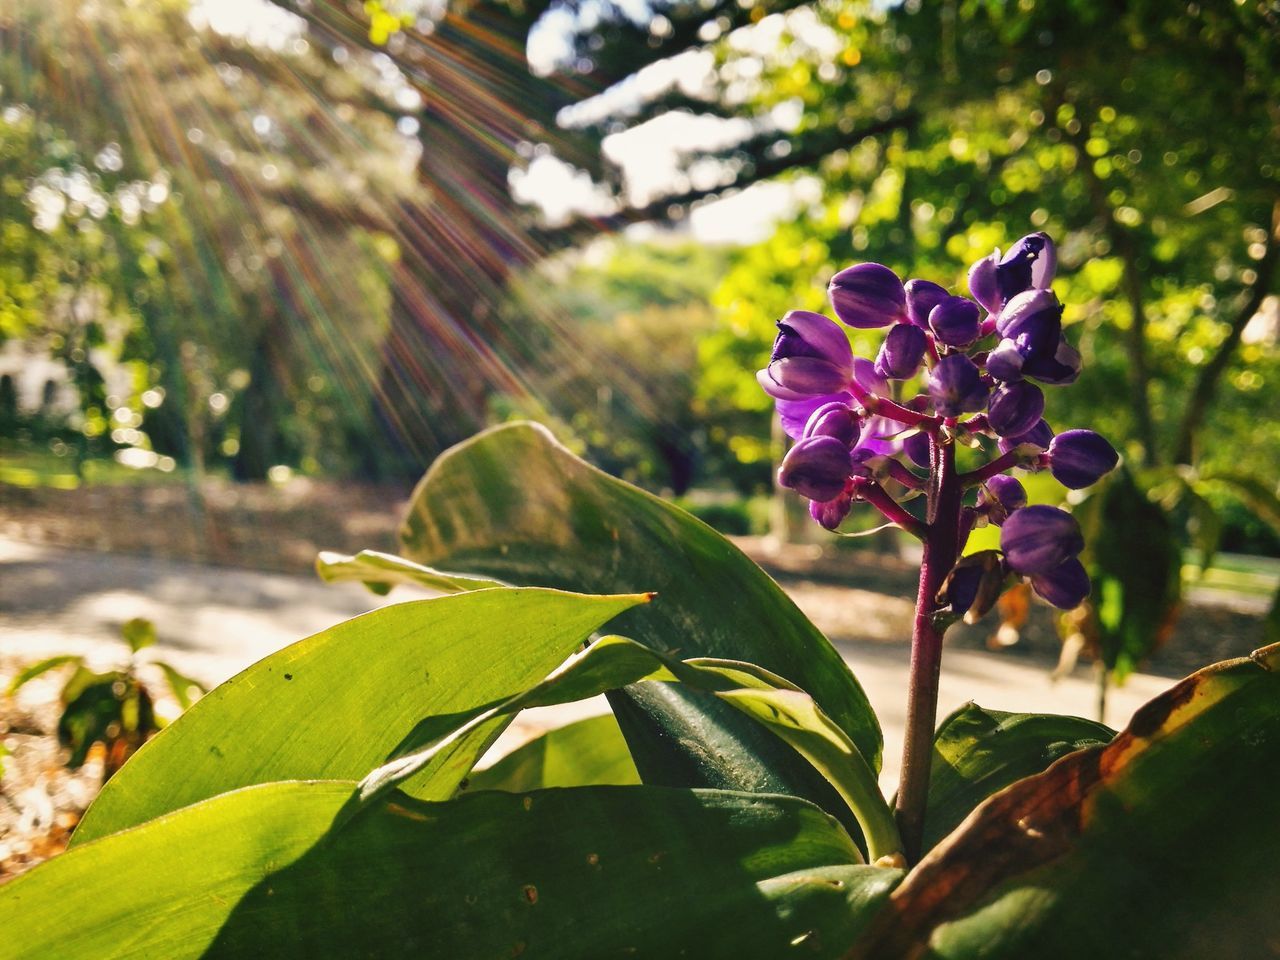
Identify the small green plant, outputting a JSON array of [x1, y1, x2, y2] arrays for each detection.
[[6, 618, 206, 782]]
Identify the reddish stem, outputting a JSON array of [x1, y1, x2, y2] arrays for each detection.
[[883, 459, 926, 491], [852, 478, 926, 540], [847, 380, 943, 429], [957, 448, 1022, 486], [894, 433, 964, 862]]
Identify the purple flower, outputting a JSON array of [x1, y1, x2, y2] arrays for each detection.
[[997, 418, 1054, 456], [985, 338, 1026, 382], [757, 311, 854, 400], [852, 357, 889, 398], [829, 263, 907, 328], [1029, 557, 1090, 609], [987, 381, 1045, 438], [996, 289, 1063, 363], [778, 436, 852, 502], [1022, 336, 1082, 385], [803, 401, 862, 446], [810, 490, 854, 530], [979, 474, 1027, 524], [1048, 429, 1119, 489], [996, 232, 1056, 303], [928, 354, 989, 417], [928, 295, 981, 347], [967, 254, 1001, 315], [776, 392, 853, 440], [904, 279, 949, 328], [1001, 505, 1084, 576], [875, 323, 928, 380]]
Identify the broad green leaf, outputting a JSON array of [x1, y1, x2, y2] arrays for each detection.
[[1203, 470, 1280, 533], [120, 617, 156, 653], [315, 548, 501, 596], [923, 703, 1113, 853], [5, 654, 84, 695], [355, 636, 899, 860], [399, 422, 881, 823], [847, 643, 1280, 958], [0, 781, 902, 960], [464, 714, 640, 792], [73, 588, 646, 845]]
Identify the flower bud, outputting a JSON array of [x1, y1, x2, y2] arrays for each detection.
[[778, 436, 852, 502], [1000, 504, 1084, 576], [810, 489, 854, 530], [829, 263, 907, 328], [757, 311, 854, 401], [904, 279, 949, 328], [776, 392, 853, 440], [987, 381, 1045, 438], [803, 400, 862, 447], [997, 418, 1054, 456], [1048, 429, 1119, 489], [996, 289, 1062, 362], [985, 338, 1026, 382], [980, 474, 1027, 524], [1022, 336, 1082, 385], [758, 358, 849, 400], [903, 430, 930, 469], [967, 252, 1001, 315], [874, 323, 928, 380], [996, 232, 1056, 303], [928, 354, 989, 417], [1029, 557, 1090, 610], [928, 295, 981, 347]]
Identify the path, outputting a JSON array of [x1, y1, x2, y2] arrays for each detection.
[[0, 536, 1178, 790]]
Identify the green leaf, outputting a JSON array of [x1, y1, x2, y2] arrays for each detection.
[[120, 617, 156, 653], [355, 635, 899, 860], [5, 655, 84, 696], [1203, 470, 1280, 533], [923, 703, 1113, 853], [151, 661, 207, 712], [72, 588, 647, 845], [0, 781, 902, 960], [847, 643, 1280, 958], [463, 714, 640, 793], [399, 422, 881, 824], [314, 548, 501, 596]]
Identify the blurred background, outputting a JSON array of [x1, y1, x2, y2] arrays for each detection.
[[0, 0, 1277, 874]]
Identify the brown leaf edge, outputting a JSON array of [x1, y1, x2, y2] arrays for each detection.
[[842, 641, 1280, 959]]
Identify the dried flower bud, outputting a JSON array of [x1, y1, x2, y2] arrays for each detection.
[[829, 263, 907, 328]]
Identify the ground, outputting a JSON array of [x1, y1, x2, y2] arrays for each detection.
[[0, 478, 1271, 884]]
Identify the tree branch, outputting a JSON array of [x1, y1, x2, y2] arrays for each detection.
[[1172, 198, 1280, 465]]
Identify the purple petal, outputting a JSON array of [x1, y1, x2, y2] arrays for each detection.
[[1048, 429, 1119, 489], [928, 295, 982, 348], [771, 310, 854, 374], [810, 490, 854, 530], [803, 400, 862, 446], [996, 289, 1062, 362], [776, 391, 853, 440], [778, 436, 853, 502], [874, 323, 928, 380], [996, 232, 1056, 302], [997, 418, 1055, 456], [987, 381, 1045, 438], [928, 354, 989, 417], [852, 356, 889, 397], [985, 338, 1027, 382], [904, 279, 950, 328], [967, 251, 1002, 314], [1001, 504, 1084, 576], [1030, 557, 1090, 609]]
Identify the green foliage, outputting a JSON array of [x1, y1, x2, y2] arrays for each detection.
[[5, 618, 205, 782], [1, 426, 1278, 955]]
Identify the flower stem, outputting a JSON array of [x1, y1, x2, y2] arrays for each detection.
[[852, 478, 926, 540], [894, 433, 963, 862]]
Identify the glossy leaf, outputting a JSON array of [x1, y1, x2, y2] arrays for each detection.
[[120, 617, 156, 653], [463, 714, 640, 793], [152, 661, 207, 712], [848, 643, 1280, 958], [923, 703, 1113, 852], [399, 422, 881, 821], [73, 588, 646, 844], [0, 781, 902, 960], [314, 548, 501, 596], [354, 635, 899, 861]]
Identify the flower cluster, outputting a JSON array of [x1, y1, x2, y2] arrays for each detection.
[[757, 232, 1118, 613]]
